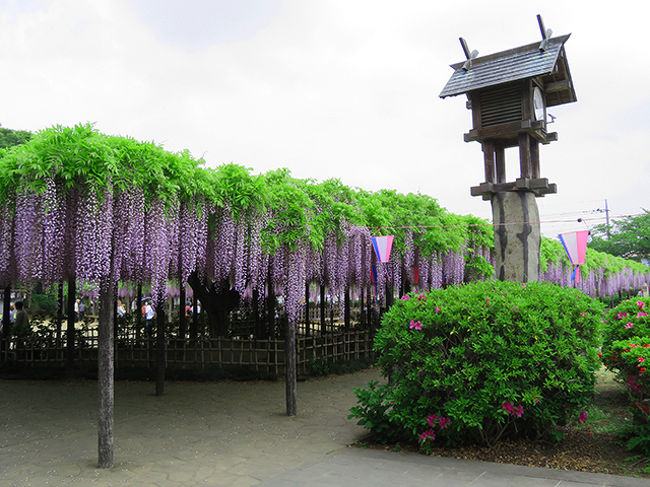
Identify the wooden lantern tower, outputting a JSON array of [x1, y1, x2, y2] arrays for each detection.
[[439, 15, 577, 282]]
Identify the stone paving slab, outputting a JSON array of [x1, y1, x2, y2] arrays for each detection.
[[258, 448, 650, 487], [1, 368, 648, 486]]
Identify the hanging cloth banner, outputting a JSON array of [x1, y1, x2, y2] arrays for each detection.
[[371, 235, 394, 263], [558, 230, 590, 283]]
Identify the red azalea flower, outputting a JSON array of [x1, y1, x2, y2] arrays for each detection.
[[419, 429, 435, 442]]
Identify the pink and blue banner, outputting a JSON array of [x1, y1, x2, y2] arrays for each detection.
[[371, 235, 394, 263], [558, 230, 590, 283]]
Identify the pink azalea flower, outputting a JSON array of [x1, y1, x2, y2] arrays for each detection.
[[578, 411, 588, 424], [435, 306, 441, 314], [638, 357, 645, 363], [419, 429, 436, 442], [522, 283, 526, 289], [426, 414, 438, 426], [502, 402, 523, 417], [486, 298, 490, 304], [438, 416, 451, 429], [401, 295, 410, 300], [637, 312, 648, 318], [637, 300, 645, 310], [409, 320, 422, 330], [580, 312, 586, 317], [625, 322, 634, 329], [617, 312, 628, 320], [417, 293, 426, 300]]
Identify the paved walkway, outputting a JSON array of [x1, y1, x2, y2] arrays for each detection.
[[0, 368, 647, 486]]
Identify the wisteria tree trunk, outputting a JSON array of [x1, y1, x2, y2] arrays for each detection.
[[97, 278, 114, 468], [65, 276, 76, 374], [285, 316, 297, 416], [188, 272, 240, 337], [155, 303, 166, 396]]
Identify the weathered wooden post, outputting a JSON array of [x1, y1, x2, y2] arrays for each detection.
[[97, 278, 115, 468], [440, 15, 576, 282]]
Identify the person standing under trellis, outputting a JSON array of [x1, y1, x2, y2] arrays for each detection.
[[13, 301, 29, 336]]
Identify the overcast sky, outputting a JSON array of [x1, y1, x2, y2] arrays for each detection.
[[1, 0, 648, 238]]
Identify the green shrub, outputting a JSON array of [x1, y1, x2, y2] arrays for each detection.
[[350, 281, 603, 449], [601, 297, 649, 455]]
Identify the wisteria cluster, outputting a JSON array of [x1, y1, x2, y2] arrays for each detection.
[[540, 263, 650, 298]]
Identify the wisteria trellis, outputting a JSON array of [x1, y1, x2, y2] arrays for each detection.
[[1, 125, 649, 329]]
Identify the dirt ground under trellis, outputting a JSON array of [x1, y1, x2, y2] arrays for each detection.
[[0, 368, 379, 486]]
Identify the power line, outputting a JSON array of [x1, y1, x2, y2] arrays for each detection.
[[369, 212, 645, 230]]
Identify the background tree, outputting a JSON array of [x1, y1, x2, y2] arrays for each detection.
[[589, 212, 650, 263], [0, 127, 31, 149]]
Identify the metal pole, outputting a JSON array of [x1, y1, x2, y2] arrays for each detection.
[[605, 199, 610, 239]]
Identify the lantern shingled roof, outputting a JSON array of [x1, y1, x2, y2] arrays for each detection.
[[439, 34, 576, 107]]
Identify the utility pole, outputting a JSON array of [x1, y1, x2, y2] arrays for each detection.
[[605, 199, 610, 239]]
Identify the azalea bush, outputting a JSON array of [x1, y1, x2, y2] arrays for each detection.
[[601, 297, 650, 455], [349, 281, 603, 449]]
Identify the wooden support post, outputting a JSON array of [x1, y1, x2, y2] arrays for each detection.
[[113, 291, 118, 344], [178, 280, 187, 339], [530, 139, 540, 179], [366, 286, 374, 330], [155, 302, 166, 396], [192, 296, 198, 337], [135, 284, 142, 342], [482, 141, 496, 183], [320, 285, 326, 333], [519, 134, 532, 179], [97, 278, 115, 468], [266, 275, 276, 339], [305, 281, 310, 336], [344, 286, 350, 331], [65, 276, 76, 374], [285, 317, 297, 416], [495, 143, 506, 183], [253, 289, 261, 338], [2, 285, 11, 339]]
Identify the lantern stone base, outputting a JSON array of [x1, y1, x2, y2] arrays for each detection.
[[491, 191, 541, 283]]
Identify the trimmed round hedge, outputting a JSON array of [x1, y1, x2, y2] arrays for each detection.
[[350, 281, 603, 448]]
